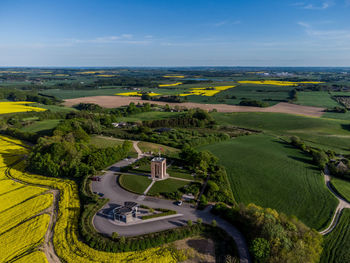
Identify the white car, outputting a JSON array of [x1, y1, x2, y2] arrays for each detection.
[[176, 200, 183, 206]]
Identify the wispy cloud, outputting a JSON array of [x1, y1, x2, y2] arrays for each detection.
[[298, 21, 350, 41], [211, 20, 241, 27], [293, 1, 333, 10]]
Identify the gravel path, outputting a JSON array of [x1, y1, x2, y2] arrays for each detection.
[[319, 167, 350, 235]]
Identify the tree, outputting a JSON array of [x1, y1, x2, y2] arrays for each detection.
[[187, 220, 193, 226], [250, 238, 270, 261], [197, 218, 202, 224], [112, 232, 119, 240], [211, 219, 217, 227]]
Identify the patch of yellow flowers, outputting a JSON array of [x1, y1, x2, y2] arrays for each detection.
[[115, 92, 160, 97], [0, 137, 52, 262], [179, 85, 235, 97], [159, 82, 183, 87], [163, 75, 185, 78], [238, 80, 323, 86], [0, 101, 46, 115]]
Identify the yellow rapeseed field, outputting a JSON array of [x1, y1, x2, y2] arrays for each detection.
[[97, 74, 116, 77], [15, 251, 48, 263], [0, 135, 187, 262], [0, 214, 50, 262], [55, 74, 69, 77], [115, 92, 160, 97], [0, 101, 46, 114], [159, 82, 183, 87], [179, 85, 235, 97], [0, 137, 52, 262], [163, 75, 185, 78], [237, 80, 324, 86]]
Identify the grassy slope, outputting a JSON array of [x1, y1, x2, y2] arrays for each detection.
[[148, 178, 189, 196], [138, 141, 179, 156], [20, 119, 61, 133], [118, 174, 151, 195], [321, 209, 350, 263], [198, 135, 337, 230], [213, 112, 350, 154], [331, 178, 350, 202], [90, 135, 124, 148]]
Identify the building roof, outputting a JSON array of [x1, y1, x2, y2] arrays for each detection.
[[113, 202, 138, 216], [152, 157, 166, 162], [114, 206, 132, 215]]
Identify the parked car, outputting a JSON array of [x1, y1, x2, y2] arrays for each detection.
[[175, 200, 183, 206]]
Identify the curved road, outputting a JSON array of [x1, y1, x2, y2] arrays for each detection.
[[319, 167, 350, 235], [92, 160, 251, 263]]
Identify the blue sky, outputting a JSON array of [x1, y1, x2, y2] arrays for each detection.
[[0, 0, 350, 67]]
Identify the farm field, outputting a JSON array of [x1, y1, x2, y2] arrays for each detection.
[[118, 174, 152, 194], [296, 91, 340, 108], [148, 178, 189, 196], [331, 178, 350, 202], [0, 101, 46, 114], [213, 112, 350, 154], [0, 135, 188, 262], [0, 137, 53, 262], [198, 134, 338, 230], [321, 209, 350, 263]]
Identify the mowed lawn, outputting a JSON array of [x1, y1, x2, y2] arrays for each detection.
[[118, 174, 151, 195], [213, 112, 350, 154], [148, 178, 188, 196], [199, 135, 338, 230], [321, 209, 350, 263], [331, 178, 350, 202]]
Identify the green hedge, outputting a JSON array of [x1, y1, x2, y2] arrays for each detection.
[[141, 210, 176, 220]]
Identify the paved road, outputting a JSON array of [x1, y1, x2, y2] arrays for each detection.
[[92, 159, 251, 263], [319, 167, 350, 235]]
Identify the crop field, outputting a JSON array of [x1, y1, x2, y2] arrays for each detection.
[[0, 135, 187, 262], [213, 112, 350, 154], [237, 80, 323, 86], [118, 174, 151, 194], [321, 209, 350, 263], [15, 251, 48, 263], [0, 137, 53, 262], [198, 135, 338, 230], [331, 178, 350, 202], [148, 178, 189, 196], [0, 101, 46, 114], [296, 91, 340, 108]]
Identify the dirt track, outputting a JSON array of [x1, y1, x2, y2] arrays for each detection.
[[64, 96, 325, 117]]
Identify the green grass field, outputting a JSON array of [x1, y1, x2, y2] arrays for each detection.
[[138, 141, 179, 156], [198, 135, 338, 230], [34, 104, 77, 112], [20, 119, 61, 133], [118, 174, 151, 195], [331, 178, 350, 202], [167, 166, 194, 180], [296, 92, 340, 108], [213, 112, 350, 154], [320, 209, 350, 263], [90, 135, 124, 148], [148, 178, 189, 196]]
